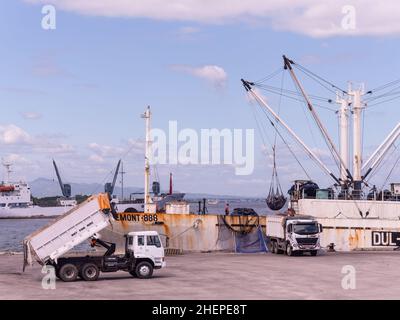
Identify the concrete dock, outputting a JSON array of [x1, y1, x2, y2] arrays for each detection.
[[1, 251, 399, 300]]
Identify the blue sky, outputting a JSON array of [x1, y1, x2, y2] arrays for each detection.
[[1, 1, 400, 196]]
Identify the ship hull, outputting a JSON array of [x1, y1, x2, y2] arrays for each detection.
[[0, 206, 72, 218], [99, 212, 265, 253], [297, 198, 400, 251]]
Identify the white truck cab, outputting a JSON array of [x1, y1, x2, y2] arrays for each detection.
[[266, 215, 323, 256], [127, 231, 166, 269]]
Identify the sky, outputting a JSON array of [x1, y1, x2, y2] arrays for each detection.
[[1, 0, 400, 196]]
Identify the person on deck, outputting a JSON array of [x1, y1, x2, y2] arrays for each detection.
[[225, 203, 230, 215]]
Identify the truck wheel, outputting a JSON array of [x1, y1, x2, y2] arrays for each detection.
[[59, 264, 79, 282], [286, 244, 294, 256], [81, 263, 100, 281], [276, 243, 284, 254], [135, 261, 153, 279], [310, 250, 318, 256], [271, 241, 277, 254]]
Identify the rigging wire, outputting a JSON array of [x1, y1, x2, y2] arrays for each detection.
[[254, 67, 284, 85], [365, 85, 400, 103], [253, 85, 337, 112], [246, 91, 312, 179], [369, 78, 400, 94], [381, 148, 400, 188], [366, 143, 398, 183], [367, 94, 400, 108], [292, 62, 347, 94], [255, 84, 334, 102], [286, 68, 341, 171]]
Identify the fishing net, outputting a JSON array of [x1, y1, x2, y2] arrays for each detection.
[[216, 215, 267, 253], [234, 226, 267, 253], [266, 149, 287, 210]]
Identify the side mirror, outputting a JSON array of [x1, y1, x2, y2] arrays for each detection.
[[319, 224, 323, 232], [287, 224, 292, 233]]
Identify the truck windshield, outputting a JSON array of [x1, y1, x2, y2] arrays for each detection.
[[147, 235, 161, 248], [293, 223, 319, 235]]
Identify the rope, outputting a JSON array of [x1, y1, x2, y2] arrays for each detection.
[[292, 62, 347, 94], [255, 101, 312, 180]]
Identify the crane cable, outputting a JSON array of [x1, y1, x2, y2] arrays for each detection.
[[246, 91, 312, 180]]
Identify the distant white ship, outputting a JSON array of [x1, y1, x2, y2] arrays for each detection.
[[0, 163, 76, 218], [0, 181, 76, 218]]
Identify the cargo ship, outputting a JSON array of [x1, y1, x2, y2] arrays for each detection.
[[102, 56, 400, 253]]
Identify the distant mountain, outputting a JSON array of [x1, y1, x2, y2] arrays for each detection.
[[29, 178, 261, 200], [29, 178, 142, 198]]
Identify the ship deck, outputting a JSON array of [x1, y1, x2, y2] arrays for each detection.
[[1, 251, 400, 299]]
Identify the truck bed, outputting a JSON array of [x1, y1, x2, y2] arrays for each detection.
[[23, 193, 113, 269]]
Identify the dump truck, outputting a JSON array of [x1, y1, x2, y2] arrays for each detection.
[[23, 193, 166, 281], [266, 215, 323, 256]]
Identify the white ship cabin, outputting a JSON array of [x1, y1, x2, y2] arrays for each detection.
[[0, 182, 32, 208]]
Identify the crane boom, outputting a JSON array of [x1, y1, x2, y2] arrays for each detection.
[[283, 55, 353, 183], [53, 159, 66, 197], [242, 79, 340, 185], [111, 160, 121, 195]]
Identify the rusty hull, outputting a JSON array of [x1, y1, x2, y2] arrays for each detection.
[[99, 213, 265, 253], [98, 212, 400, 252]]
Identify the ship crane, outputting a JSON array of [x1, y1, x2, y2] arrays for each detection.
[[362, 123, 400, 181], [243, 55, 400, 201], [241, 78, 341, 185], [282, 56, 354, 187], [52, 159, 72, 198], [104, 159, 121, 197]]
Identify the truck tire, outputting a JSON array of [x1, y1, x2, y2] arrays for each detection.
[[276, 242, 284, 254], [286, 244, 294, 256], [310, 250, 318, 256], [81, 263, 100, 281], [271, 241, 277, 254], [135, 261, 153, 279], [59, 263, 79, 282]]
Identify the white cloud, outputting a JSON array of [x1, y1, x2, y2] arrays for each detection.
[[0, 124, 75, 156], [89, 142, 124, 157], [35, 142, 75, 154], [25, 0, 400, 37], [171, 65, 227, 87], [2, 154, 31, 165], [21, 112, 42, 120], [89, 154, 105, 163], [0, 125, 32, 145], [177, 26, 201, 36]]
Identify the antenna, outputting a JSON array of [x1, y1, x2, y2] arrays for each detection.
[[120, 161, 126, 201], [169, 172, 173, 195], [1, 159, 12, 184]]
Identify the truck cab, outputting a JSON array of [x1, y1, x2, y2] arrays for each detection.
[[266, 215, 323, 256], [126, 231, 166, 270], [284, 218, 322, 256]]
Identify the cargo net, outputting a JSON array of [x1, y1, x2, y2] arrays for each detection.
[[216, 215, 267, 253]]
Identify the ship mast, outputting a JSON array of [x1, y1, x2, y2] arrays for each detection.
[[349, 84, 364, 196], [141, 106, 153, 212], [337, 92, 350, 188], [2, 161, 12, 184]]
